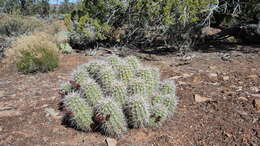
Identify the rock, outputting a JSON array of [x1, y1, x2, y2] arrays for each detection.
[[0, 90, 5, 98], [248, 74, 258, 79], [0, 110, 22, 118], [223, 76, 229, 81], [0, 126, 2, 132], [208, 73, 218, 80], [238, 97, 248, 101], [170, 76, 182, 80], [250, 87, 259, 93], [45, 108, 61, 120], [194, 94, 212, 103], [253, 98, 260, 110], [252, 94, 260, 98], [105, 138, 117, 146]]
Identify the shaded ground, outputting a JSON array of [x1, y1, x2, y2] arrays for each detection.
[[0, 46, 260, 146]]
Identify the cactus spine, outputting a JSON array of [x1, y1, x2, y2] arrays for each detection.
[[160, 80, 176, 95], [80, 78, 103, 106], [94, 98, 128, 136], [138, 67, 160, 95], [116, 64, 134, 83], [126, 56, 140, 72], [125, 95, 150, 128], [72, 66, 89, 84], [149, 103, 169, 127], [127, 78, 147, 96], [108, 81, 127, 105], [96, 66, 116, 91], [63, 92, 93, 131]]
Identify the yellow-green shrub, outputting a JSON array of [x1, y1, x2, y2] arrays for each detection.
[[7, 32, 59, 73]]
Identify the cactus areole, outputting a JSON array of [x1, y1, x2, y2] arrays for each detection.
[[59, 55, 178, 136]]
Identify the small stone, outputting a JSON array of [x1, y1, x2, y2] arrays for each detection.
[[248, 74, 258, 79], [208, 73, 218, 80], [0, 126, 2, 131], [253, 98, 260, 110], [45, 108, 61, 120], [0, 90, 5, 98], [194, 94, 212, 103], [105, 138, 117, 146], [252, 94, 260, 98], [238, 97, 248, 101], [0, 110, 22, 118], [170, 76, 182, 80], [250, 87, 259, 93], [223, 76, 229, 81]]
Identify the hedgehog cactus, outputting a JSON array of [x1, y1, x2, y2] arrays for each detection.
[[125, 95, 150, 128], [107, 55, 122, 69], [126, 56, 140, 72], [63, 92, 93, 131], [116, 64, 134, 83], [94, 98, 128, 136], [72, 66, 89, 84], [96, 66, 116, 90], [138, 67, 160, 95], [59, 55, 178, 137], [80, 78, 103, 106], [160, 80, 176, 95], [149, 103, 169, 127], [108, 81, 127, 105], [127, 78, 147, 96]]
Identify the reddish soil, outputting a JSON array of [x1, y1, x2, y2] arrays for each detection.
[[0, 46, 260, 146]]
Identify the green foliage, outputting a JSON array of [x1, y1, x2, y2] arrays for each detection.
[[66, 0, 219, 50], [59, 43, 73, 54], [16, 46, 59, 73], [0, 15, 43, 37], [63, 92, 93, 131], [60, 55, 178, 136]]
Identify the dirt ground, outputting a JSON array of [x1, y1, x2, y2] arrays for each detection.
[[0, 45, 260, 146]]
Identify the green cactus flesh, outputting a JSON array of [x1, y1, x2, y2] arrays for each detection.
[[108, 81, 127, 105], [60, 82, 73, 94], [160, 80, 176, 95], [72, 66, 89, 84], [127, 78, 147, 96], [138, 67, 160, 95], [94, 98, 128, 136], [125, 95, 150, 128], [97, 66, 116, 90], [63, 92, 93, 131], [126, 56, 140, 72], [149, 103, 169, 127], [80, 78, 103, 106], [107, 55, 122, 69], [116, 64, 134, 83]]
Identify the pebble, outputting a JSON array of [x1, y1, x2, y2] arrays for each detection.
[[45, 108, 61, 120], [194, 94, 212, 103], [0, 110, 22, 118], [253, 98, 260, 110], [0, 90, 5, 98], [105, 138, 117, 146], [223, 76, 229, 81], [238, 97, 248, 101]]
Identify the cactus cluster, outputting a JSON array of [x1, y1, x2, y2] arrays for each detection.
[[59, 55, 178, 136]]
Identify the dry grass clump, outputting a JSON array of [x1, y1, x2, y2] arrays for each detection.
[[6, 32, 59, 73]]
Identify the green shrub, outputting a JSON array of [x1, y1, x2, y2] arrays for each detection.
[[60, 55, 178, 136], [0, 15, 43, 37], [66, 0, 219, 50], [8, 32, 59, 73], [58, 43, 73, 54]]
